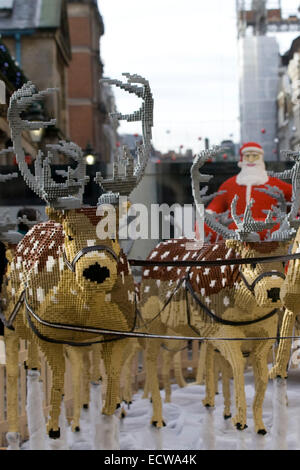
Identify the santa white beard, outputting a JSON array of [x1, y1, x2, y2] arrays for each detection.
[[236, 158, 268, 186]]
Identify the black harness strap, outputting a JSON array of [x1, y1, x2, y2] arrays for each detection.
[[185, 278, 278, 326], [0, 290, 25, 331], [25, 308, 124, 347], [134, 275, 187, 329], [0, 286, 285, 343], [129, 252, 300, 268], [238, 270, 285, 293], [63, 245, 119, 272], [24, 291, 137, 339], [160, 343, 188, 353], [185, 283, 202, 335]]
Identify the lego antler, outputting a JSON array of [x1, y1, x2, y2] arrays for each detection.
[[255, 185, 289, 214], [268, 149, 300, 240], [96, 73, 153, 205], [191, 147, 239, 240], [231, 195, 277, 241], [8, 82, 89, 209]]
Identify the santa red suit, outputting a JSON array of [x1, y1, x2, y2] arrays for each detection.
[[201, 142, 292, 241]]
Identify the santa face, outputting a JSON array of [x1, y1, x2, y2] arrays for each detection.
[[236, 150, 268, 186], [242, 150, 261, 166]]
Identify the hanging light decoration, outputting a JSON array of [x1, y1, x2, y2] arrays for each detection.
[[84, 143, 96, 165]]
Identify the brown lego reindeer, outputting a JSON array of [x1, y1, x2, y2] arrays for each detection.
[[0, 151, 44, 450], [139, 149, 295, 435], [5, 75, 153, 449]]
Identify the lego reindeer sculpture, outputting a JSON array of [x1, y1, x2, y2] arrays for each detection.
[[5, 75, 153, 450], [266, 151, 300, 380], [140, 149, 295, 435]]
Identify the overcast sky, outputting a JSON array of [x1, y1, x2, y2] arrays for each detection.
[[98, 0, 300, 154]]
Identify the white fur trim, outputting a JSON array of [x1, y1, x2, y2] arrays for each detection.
[[236, 160, 268, 186], [241, 146, 263, 155], [246, 185, 252, 204]]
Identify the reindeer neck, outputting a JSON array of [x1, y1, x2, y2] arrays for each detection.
[[234, 282, 262, 313]]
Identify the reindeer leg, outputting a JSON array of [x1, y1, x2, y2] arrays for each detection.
[[269, 309, 296, 379], [142, 366, 150, 399], [5, 328, 21, 449], [82, 348, 91, 409], [67, 346, 83, 432], [195, 341, 207, 385], [252, 341, 274, 434], [217, 339, 247, 430], [91, 344, 102, 383], [27, 340, 40, 371], [174, 348, 187, 388], [214, 352, 220, 395], [145, 337, 165, 427], [203, 344, 216, 408], [161, 347, 172, 403], [220, 356, 232, 419], [26, 340, 47, 450], [96, 340, 127, 450], [122, 340, 139, 405], [38, 342, 65, 438], [101, 340, 125, 415]]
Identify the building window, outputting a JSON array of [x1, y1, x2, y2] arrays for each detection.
[[0, 0, 14, 17]]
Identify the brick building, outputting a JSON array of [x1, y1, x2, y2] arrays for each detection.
[[277, 36, 300, 154], [0, 0, 71, 143], [67, 0, 111, 162], [0, 39, 37, 163]]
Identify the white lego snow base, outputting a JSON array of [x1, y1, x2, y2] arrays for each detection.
[[21, 368, 300, 450]]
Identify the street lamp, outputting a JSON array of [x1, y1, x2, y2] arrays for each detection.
[[30, 128, 44, 143], [84, 143, 96, 165], [24, 101, 46, 143]]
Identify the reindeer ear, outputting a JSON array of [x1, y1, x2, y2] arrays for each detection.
[[45, 207, 65, 224], [225, 239, 240, 252]]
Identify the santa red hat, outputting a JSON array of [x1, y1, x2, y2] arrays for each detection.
[[239, 142, 264, 161]]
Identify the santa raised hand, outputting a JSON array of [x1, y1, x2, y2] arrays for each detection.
[[202, 142, 292, 241]]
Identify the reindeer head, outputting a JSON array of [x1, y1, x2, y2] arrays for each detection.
[[8, 75, 153, 298], [57, 207, 122, 293], [191, 148, 297, 311], [226, 239, 289, 309]]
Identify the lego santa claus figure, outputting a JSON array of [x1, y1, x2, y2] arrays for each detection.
[[202, 142, 292, 241]]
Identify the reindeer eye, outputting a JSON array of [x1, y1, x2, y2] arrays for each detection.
[[68, 235, 74, 241], [251, 263, 257, 270]]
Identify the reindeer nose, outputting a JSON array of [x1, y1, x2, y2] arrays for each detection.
[[267, 287, 280, 303], [83, 263, 110, 284]]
